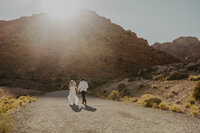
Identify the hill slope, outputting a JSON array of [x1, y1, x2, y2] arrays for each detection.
[[0, 9, 179, 89], [152, 36, 200, 62]]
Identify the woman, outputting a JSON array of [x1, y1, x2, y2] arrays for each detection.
[[68, 80, 79, 105]]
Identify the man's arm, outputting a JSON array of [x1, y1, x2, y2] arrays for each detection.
[[78, 82, 81, 91]]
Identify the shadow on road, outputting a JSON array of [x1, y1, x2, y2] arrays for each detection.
[[70, 105, 83, 112], [83, 105, 97, 112]]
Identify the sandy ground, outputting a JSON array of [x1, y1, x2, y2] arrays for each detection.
[[13, 90, 200, 133]]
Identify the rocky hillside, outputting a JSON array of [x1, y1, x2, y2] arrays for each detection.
[[152, 37, 200, 62], [0, 9, 179, 90]]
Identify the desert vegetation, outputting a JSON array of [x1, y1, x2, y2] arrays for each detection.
[[0, 95, 37, 133], [191, 81, 200, 100], [188, 75, 200, 81], [138, 94, 162, 107], [169, 104, 183, 113]]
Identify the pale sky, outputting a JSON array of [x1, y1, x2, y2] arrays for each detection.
[[0, 0, 199, 44]]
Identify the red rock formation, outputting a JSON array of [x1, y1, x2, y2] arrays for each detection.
[[0, 9, 179, 87], [152, 37, 200, 62]]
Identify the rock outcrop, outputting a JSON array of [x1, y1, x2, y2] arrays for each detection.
[[152, 37, 200, 62]]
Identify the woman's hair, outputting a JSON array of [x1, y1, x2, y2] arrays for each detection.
[[69, 80, 76, 87]]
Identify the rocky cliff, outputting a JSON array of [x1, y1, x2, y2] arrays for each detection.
[[0, 9, 179, 89], [152, 37, 200, 62]]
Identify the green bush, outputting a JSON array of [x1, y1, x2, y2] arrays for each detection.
[[191, 81, 200, 100], [139, 94, 162, 107], [108, 90, 120, 100]]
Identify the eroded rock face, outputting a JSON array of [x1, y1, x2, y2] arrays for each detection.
[[0, 9, 179, 87], [152, 37, 200, 62]]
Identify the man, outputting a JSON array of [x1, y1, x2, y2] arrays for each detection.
[[78, 78, 89, 105]]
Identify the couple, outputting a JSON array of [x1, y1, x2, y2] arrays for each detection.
[[68, 78, 89, 106]]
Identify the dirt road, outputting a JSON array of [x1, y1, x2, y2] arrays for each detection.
[[13, 90, 200, 133]]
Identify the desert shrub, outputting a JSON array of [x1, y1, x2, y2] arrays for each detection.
[[139, 94, 162, 107], [0, 114, 15, 133], [159, 102, 169, 110], [152, 103, 158, 109], [108, 90, 120, 100], [190, 105, 199, 116], [129, 97, 138, 103], [0, 95, 37, 133], [0, 96, 37, 113], [184, 102, 191, 109], [186, 97, 196, 105], [153, 74, 164, 81], [191, 81, 200, 100], [169, 104, 183, 113], [123, 96, 129, 101], [188, 75, 200, 81], [165, 72, 188, 80]]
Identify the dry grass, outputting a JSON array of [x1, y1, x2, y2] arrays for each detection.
[[152, 103, 158, 109], [129, 97, 138, 103], [191, 81, 200, 100], [0, 114, 15, 133], [0, 95, 37, 133], [159, 102, 169, 110], [169, 104, 183, 113], [138, 94, 162, 107], [188, 75, 200, 81], [184, 102, 191, 109], [123, 96, 129, 101], [190, 105, 199, 116], [107, 90, 120, 100]]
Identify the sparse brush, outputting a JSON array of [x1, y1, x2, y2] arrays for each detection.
[[129, 97, 138, 103], [191, 81, 200, 100], [169, 104, 183, 113], [0, 113, 15, 133], [186, 97, 196, 105], [123, 96, 129, 101], [0, 95, 37, 133], [139, 94, 162, 107], [190, 105, 199, 116], [152, 103, 158, 109], [107, 90, 120, 100], [159, 102, 169, 110], [184, 102, 191, 109], [188, 75, 200, 81], [153, 74, 164, 81]]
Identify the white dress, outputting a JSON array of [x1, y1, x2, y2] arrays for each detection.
[[68, 86, 78, 105]]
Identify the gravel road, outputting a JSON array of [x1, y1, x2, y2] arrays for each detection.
[[13, 90, 200, 133]]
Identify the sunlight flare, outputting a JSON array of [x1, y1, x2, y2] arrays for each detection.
[[42, 0, 80, 20]]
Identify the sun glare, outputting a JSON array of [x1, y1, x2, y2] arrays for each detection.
[[42, 0, 79, 20]]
